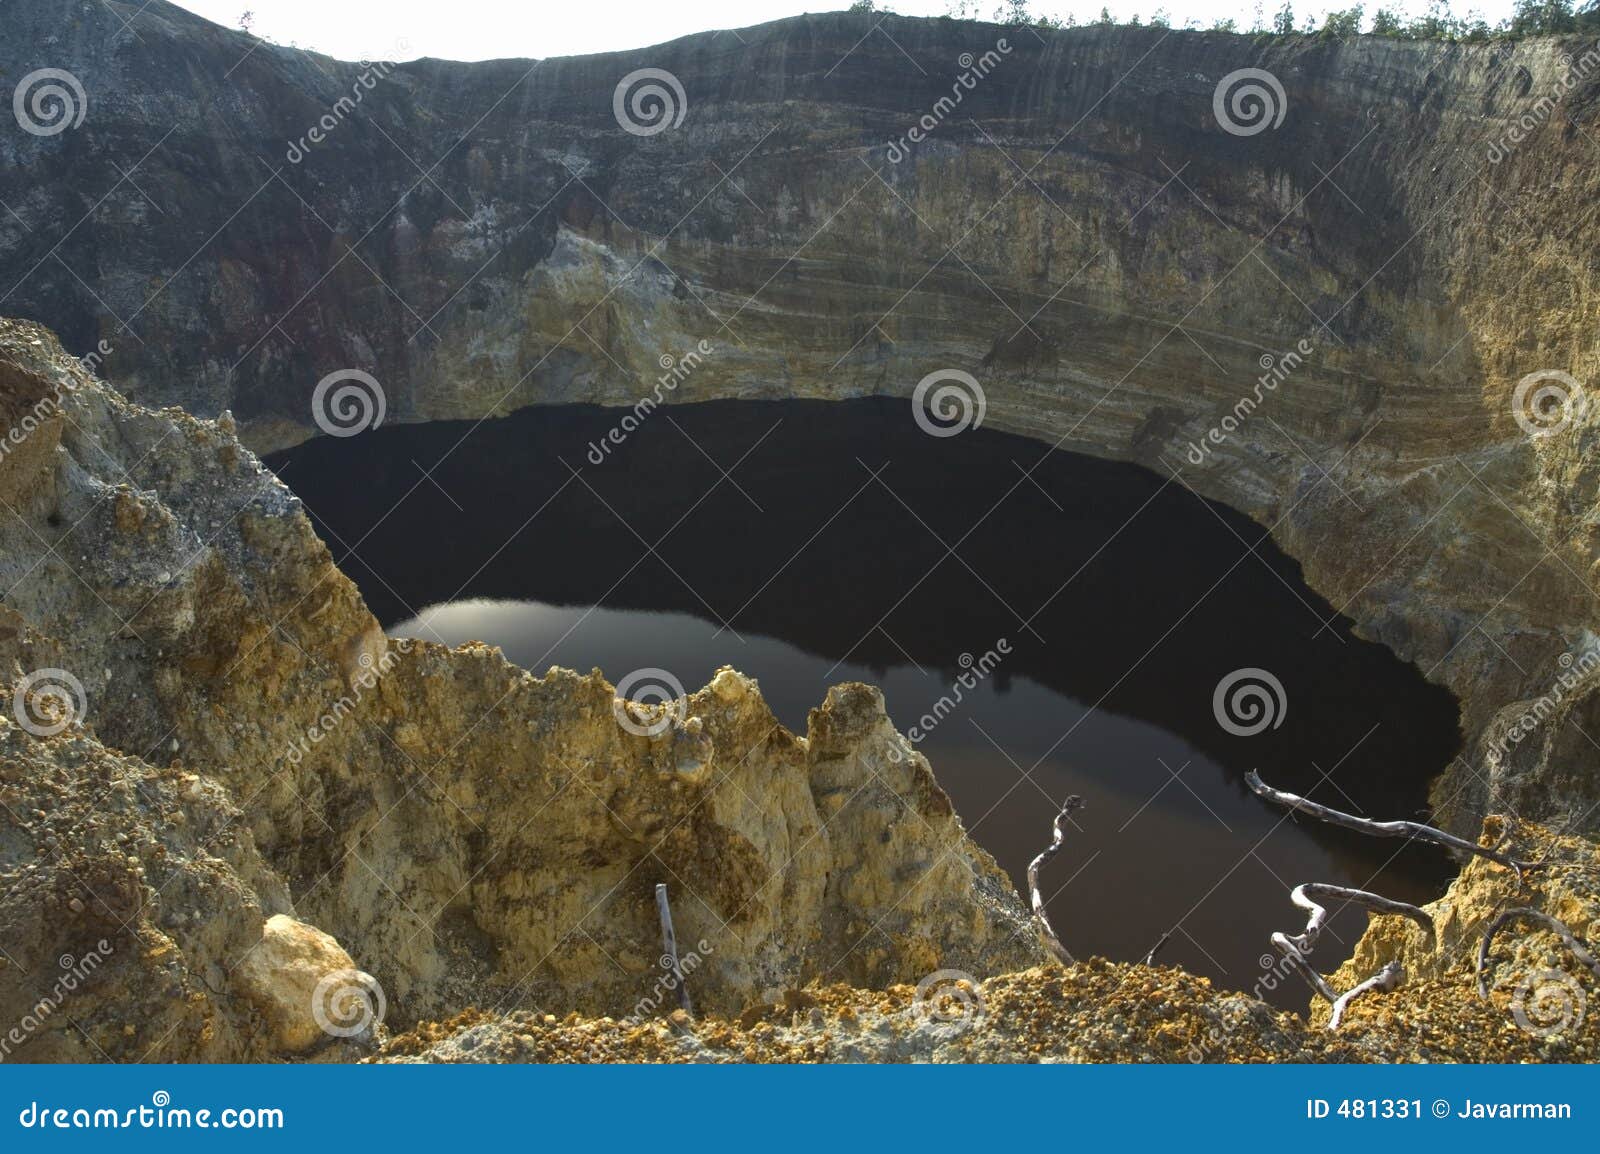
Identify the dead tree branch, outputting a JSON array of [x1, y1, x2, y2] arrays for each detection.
[[1028, 797, 1085, 965], [1272, 883, 1432, 1014], [1328, 960, 1405, 1030], [655, 882, 693, 1017], [1475, 907, 1600, 998], [1246, 771, 1538, 877]]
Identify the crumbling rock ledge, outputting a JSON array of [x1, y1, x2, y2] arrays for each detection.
[[2, 318, 1595, 1062], [5, 2, 1600, 844], [0, 319, 1044, 1060]]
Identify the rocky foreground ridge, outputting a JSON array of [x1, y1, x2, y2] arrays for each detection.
[[0, 320, 1595, 1062], [4, 1, 1600, 844]]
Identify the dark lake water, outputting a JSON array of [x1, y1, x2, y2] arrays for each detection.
[[268, 397, 1461, 1009]]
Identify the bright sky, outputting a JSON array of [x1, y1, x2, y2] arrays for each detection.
[[166, 0, 1516, 61]]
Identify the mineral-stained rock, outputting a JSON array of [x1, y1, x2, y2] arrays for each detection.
[[233, 914, 379, 1054], [1324, 816, 1599, 1052], [3, 3, 1598, 840], [0, 670, 288, 1062], [0, 319, 1045, 1040], [0, 317, 1594, 1063]]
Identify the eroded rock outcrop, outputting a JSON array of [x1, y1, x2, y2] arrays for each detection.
[[4, 2, 1599, 839], [0, 319, 1044, 1058]]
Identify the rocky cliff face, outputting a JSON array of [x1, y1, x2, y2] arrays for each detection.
[[5, 1, 1600, 839], [0, 319, 1043, 1059]]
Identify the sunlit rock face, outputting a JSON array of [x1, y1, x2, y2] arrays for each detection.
[[2, 8, 1599, 832], [0, 320, 1046, 1045]]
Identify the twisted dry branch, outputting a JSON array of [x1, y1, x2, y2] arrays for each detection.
[[655, 882, 693, 1017], [1028, 796, 1085, 965], [1328, 960, 1405, 1031], [1245, 771, 1539, 877], [1475, 906, 1600, 998], [1273, 883, 1432, 1022]]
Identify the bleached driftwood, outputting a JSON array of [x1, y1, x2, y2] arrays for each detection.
[[655, 883, 694, 1016], [1028, 797, 1085, 965], [1328, 960, 1405, 1030], [1475, 906, 1600, 998], [1271, 883, 1432, 1016], [1245, 771, 1538, 877]]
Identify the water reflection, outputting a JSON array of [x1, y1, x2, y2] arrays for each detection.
[[270, 397, 1461, 1007]]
